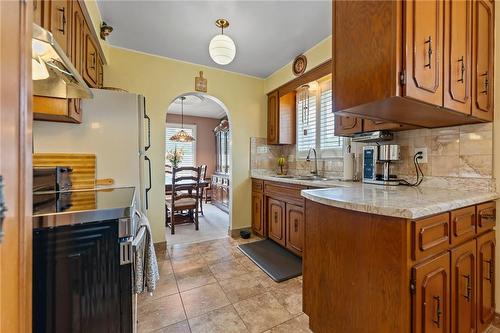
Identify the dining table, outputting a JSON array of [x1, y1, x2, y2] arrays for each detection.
[[164, 176, 210, 193]]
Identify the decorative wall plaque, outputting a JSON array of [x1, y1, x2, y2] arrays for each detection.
[[195, 71, 208, 92], [292, 55, 307, 76]]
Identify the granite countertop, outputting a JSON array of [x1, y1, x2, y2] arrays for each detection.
[[251, 173, 499, 219]]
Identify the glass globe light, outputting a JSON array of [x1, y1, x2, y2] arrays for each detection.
[[209, 34, 236, 65]]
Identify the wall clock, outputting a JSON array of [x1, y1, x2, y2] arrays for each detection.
[[292, 55, 307, 76]]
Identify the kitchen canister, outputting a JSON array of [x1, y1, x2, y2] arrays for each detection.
[[343, 146, 355, 181]]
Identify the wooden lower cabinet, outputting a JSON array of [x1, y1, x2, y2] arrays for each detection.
[[251, 191, 264, 237], [450, 240, 476, 333], [477, 230, 496, 333], [412, 252, 450, 333], [251, 179, 304, 256], [285, 204, 304, 256], [267, 198, 286, 247]]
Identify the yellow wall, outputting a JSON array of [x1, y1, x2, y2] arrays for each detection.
[[264, 36, 332, 93], [103, 46, 265, 242]]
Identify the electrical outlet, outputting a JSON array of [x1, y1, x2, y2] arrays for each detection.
[[414, 148, 428, 163]]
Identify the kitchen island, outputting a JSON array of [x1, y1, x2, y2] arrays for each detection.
[[300, 184, 499, 333]]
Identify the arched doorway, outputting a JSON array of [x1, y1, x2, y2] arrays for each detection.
[[164, 92, 232, 245]]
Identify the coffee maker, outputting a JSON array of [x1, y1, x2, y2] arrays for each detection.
[[362, 144, 401, 185]]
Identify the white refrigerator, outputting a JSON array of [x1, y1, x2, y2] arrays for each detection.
[[33, 89, 152, 213]]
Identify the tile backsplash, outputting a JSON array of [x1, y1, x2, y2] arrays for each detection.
[[250, 122, 494, 190]]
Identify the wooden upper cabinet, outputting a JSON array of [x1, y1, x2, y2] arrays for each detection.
[[477, 230, 495, 332], [71, 0, 85, 73], [412, 252, 450, 333], [48, 0, 70, 55], [334, 115, 362, 136], [444, 0, 472, 114], [267, 90, 279, 144], [97, 55, 104, 88], [472, 0, 494, 121], [33, 0, 45, 26], [83, 25, 99, 88], [405, 0, 444, 106], [450, 240, 476, 333], [267, 90, 296, 145]]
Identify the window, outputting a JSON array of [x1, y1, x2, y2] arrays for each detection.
[[296, 78, 342, 158], [165, 123, 197, 169]]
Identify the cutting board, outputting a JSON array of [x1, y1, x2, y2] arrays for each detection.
[[33, 153, 96, 189]]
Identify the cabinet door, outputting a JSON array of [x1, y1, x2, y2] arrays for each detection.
[[412, 252, 450, 333], [477, 230, 495, 332], [286, 204, 304, 256], [267, 90, 279, 144], [267, 198, 285, 246], [471, 0, 494, 121], [334, 115, 362, 136], [33, 0, 44, 26], [48, 0, 70, 55], [405, 0, 444, 106], [83, 27, 98, 88], [444, 0, 472, 114], [476, 201, 496, 234], [450, 239, 476, 333], [251, 192, 264, 237], [71, 0, 85, 73]]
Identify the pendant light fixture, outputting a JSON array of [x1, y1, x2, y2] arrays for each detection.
[[170, 96, 196, 142], [209, 19, 236, 65]]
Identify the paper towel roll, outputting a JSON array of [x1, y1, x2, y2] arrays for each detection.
[[343, 152, 355, 181]]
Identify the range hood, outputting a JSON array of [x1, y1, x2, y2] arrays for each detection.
[[32, 24, 93, 99]]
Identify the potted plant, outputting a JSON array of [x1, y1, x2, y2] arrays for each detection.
[[166, 147, 184, 169]]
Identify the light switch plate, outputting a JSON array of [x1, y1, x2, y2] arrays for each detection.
[[414, 148, 428, 163]]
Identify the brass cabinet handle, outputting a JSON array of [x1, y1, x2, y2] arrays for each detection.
[[274, 211, 278, 223], [424, 36, 433, 69], [480, 71, 489, 94], [484, 259, 494, 281], [57, 7, 66, 34], [481, 213, 495, 221], [432, 296, 442, 327], [90, 52, 96, 70], [462, 274, 472, 302], [294, 219, 298, 233], [458, 56, 465, 83]]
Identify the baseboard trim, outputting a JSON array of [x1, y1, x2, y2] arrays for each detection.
[[230, 226, 252, 238]]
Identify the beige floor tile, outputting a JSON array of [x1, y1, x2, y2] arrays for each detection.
[[209, 259, 249, 280], [175, 266, 217, 292], [181, 282, 230, 318], [202, 247, 237, 265], [250, 271, 281, 290], [262, 315, 312, 333], [152, 320, 191, 333], [138, 294, 186, 332], [233, 292, 293, 333], [269, 281, 303, 315], [189, 305, 249, 333], [139, 273, 178, 302], [158, 260, 174, 276], [168, 243, 201, 259], [219, 273, 266, 303], [171, 255, 207, 273]]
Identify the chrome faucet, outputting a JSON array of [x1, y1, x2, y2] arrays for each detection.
[[306, 148, 318, 176]]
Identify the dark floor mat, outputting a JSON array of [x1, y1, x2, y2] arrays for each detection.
[[238, 239, 302, 282]]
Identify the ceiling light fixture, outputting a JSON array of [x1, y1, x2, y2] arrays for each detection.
[[170, 96, 196, 142], [209, 19, 236, 66]]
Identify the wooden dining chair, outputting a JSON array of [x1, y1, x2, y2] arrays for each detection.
[[165, 166, 201, 234], [198, 165, 207, 216]]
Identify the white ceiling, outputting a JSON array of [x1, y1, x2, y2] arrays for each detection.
[[97, 1, 332, 78], [167, 95, 227, 119]]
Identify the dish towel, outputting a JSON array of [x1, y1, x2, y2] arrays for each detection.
[[134, 213, 160, 294]]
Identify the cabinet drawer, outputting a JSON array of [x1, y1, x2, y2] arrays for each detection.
[[477, 201, 496, 234], [450, 206, 476, 246], [264, 181, 305, 206], [412, 213, 450, 261], [252, 179, 263, 193]]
